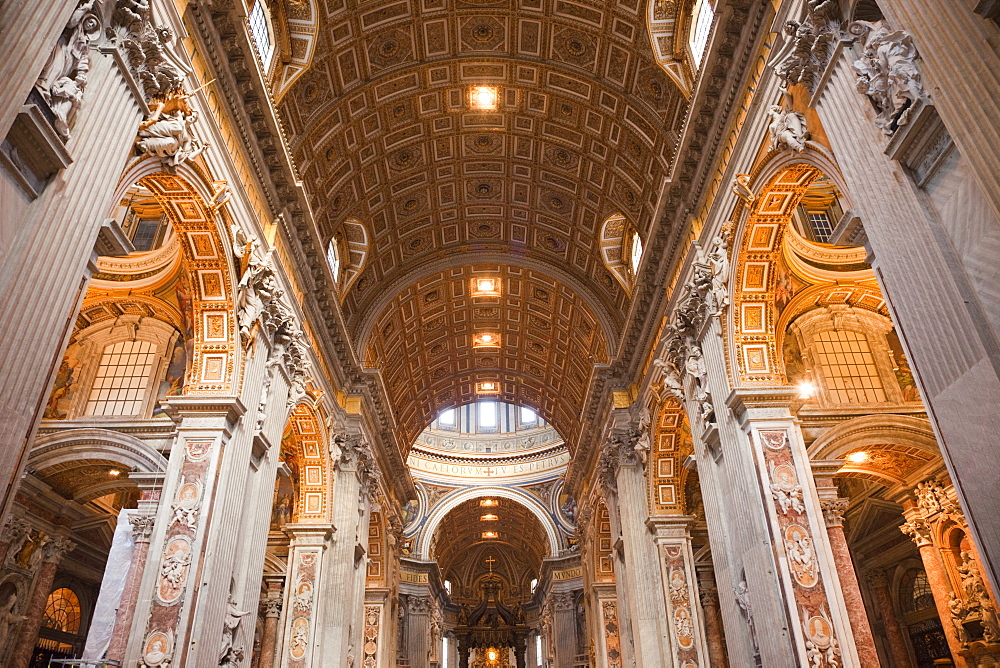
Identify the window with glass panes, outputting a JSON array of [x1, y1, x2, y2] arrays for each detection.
[[813, 330, 886, 403], [808, 211, 834, 242], [86, 340, 158, 416]]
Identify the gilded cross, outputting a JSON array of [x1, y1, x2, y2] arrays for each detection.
[[485, 555, 497, 573], [483, 467, 496, 476]]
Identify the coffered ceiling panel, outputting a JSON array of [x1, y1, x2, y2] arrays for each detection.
[[281, 0, 688, 448]]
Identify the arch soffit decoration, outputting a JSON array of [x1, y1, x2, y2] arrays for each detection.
[[728, 150, 863, 386], [112, 159, 240, 395], [283, 402, 332, 523], [807, 414, 941, 487], [648, 398, 690, 515], [414, 486, 561, 560], [30, 428, 169, 474]]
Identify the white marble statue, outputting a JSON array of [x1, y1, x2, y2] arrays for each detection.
[[767, 105, 809, 152]]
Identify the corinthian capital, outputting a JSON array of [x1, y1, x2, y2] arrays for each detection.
[[129, 514, 156, 543], [900, 518, 933, 548], [42, 537, 77, 564], [819, 498, 849, 528]]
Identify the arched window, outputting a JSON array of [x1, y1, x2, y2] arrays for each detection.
[[85, 340, 159, 416], [688, 0, 714, 67], [42, 588, 81, 634], [326, 237, 341, 283], [630, 229, 643, 275], [248, 1, 275, 69], [898, 568, 935, 615], [600, 213, 642, 294]]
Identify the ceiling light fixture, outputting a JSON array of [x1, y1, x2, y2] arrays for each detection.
[[469, 85, 499, 111], [479, 499, 499, 507], [480, 514, 499, 521], [846, 451, 869, 464], [108, 469, 121, 477], [471, 277, 501, 297], [476, 380, 500, 394], [473, 332, 501, 349], [797, 380, 816, 399], [481, 531, 499, 539]]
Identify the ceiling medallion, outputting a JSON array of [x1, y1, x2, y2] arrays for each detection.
[[469, 85, 499, 111]]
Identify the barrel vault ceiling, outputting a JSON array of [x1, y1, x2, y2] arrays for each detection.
[[279, 0, 690, 448]]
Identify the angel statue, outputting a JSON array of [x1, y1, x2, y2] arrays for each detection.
[[136, 91, 208, 166], [767, 105, 809, 152]]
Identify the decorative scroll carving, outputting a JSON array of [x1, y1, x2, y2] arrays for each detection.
[[849, 21, 926, 135], [899, 518, 933, 547], [288, 551, 319, 666], [111, 0, 185, 100], [1, 517, 33, 563], [334, 433, 382, 503], [773, 1, 839, 91], [819, 498, 848, 528], [34, 0, 102, 140], [230, 225, 312, 398], [363, 606, 381, 665], [948, 551, 1000, 646], [598, 426, 643, 494], [601, 600, 623, 668], [767, 105, 810, 152], [914, 479, 947, 517]]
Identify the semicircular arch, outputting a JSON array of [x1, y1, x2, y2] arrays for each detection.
[[414, 486, 560, 560], [112, 158, 240, 394]]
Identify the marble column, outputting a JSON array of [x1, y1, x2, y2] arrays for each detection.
[[695, 566, 728, 668], [866, 569, 914, 668], [900, 516, 968, 667], [813, 463, 881, 667], [258, 579, 284, 668], [598, 422, 672, 666], [106, 513, 155, 662], [8, 536, 76, 668]]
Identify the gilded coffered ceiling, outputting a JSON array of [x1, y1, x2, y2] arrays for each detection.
[[280, 0, 689, 446], [431, 497, 548, 598]]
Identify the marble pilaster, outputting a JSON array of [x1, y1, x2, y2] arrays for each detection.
[[405, 595, 434, 668], [810, 12, 1000, 595], [649, 516, 710, 667], [730, 390, 862, 667], [318, 431, 378, 664], [598, 423, 673, 666], [281, 525, 332, 668]]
